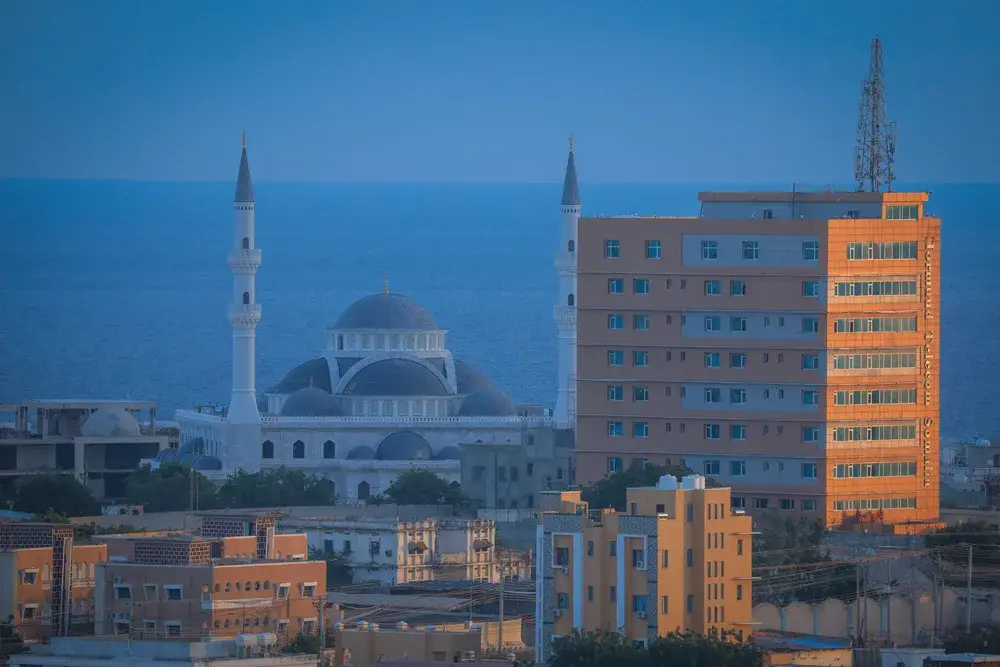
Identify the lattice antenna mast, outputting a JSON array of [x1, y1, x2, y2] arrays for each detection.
[[854, 35, 897, 192]]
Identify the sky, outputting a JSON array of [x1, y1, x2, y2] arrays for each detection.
[[1, 0, 998, 183]]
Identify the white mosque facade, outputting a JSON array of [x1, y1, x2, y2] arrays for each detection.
[[172, 135, 580, 501]]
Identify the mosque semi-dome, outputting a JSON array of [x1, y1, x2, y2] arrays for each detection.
[[341, 358, 450, 397], [457, 388, 518, 417], [346, 445, 377, 460], [434, 445, 461, 460], [453, 359, 493, 394], [268, 357, 332, 394], [281, 387, 343, 417], [333, 293, 439, 331], [81, 408, 142, 438], [376, 431, 433, 461]]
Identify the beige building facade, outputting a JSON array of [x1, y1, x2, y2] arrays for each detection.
[[576, 191, 940, 527]]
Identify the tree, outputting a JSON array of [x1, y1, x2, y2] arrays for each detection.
[[369, 470, 469, 508], [943, 623, 1000, 654], [308, 545, 353, 588], [216, 468, 336, 509], [125, 462, 218, 512], [581, 463, 720, 512], [0, 615, 24, 656], [282, 631, 321, 654], [926, 522, 1000, 568], [549, 629, 762, 667], [549, 630, 643, 667], [11, 472, 100, 518]]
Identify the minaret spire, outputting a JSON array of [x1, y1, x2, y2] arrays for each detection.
[[553, 136, 580, 429], [383, 274, 390, 294]]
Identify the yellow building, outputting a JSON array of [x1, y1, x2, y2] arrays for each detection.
[[535, 474, 755, 662]]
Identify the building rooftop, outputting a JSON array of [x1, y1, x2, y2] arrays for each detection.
[[925, 654, 1000, 664], [697, 189, 929, 203], [753, 630, 852, 651], [3, 399, 158, 410]]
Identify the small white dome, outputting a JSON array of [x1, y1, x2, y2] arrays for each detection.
[[81, 408, 141, 438]]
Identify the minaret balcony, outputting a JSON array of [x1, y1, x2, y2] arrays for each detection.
[[553, 252, 577, 274], [553, 305, 577, 328], [228, 248, 262, 271], [229, 303, 262, 325]]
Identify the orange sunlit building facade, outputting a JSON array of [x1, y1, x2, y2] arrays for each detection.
[[535, 475, 754, 663], [575, 191, 939, 527]]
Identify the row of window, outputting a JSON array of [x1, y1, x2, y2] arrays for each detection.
[[884, 205, 920, 220], [833, 497, 918, 511], [833, 280, 918, 297], [605, 239, 662, 259], [833, 316, 918, 333], [700, 240, 819, 262], [831, 424, 917, 442], [847, 241, 919, 260], [702, 459, 818, 479], [832, 351, 918, 370], [606, 421, 822, 443], [734, 497, 818, 511], [833, 389, 918, 406], [607, 348, 813, 368], [832, 462, 918, 478], [607, 382, 822, 404], [261, 440, 335, 459]]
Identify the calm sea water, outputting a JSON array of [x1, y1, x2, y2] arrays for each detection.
[[1, 180, 998, 440]]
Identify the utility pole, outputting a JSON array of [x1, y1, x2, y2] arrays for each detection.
[[498, 561, 505, 653], [967, 545, 973, 634], [885, 557, 892, 640], [317, 596, 326, 667], [855, 564, 862, 645]]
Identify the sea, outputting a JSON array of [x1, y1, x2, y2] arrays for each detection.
[[1, 180, 998, 441]]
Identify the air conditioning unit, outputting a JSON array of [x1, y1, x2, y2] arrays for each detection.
[[558, 566, 568, 574], [637, 611, 647, 619], [635, 560, 645, 570]]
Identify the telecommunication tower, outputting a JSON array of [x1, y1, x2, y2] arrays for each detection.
[[854, 35, 897, 192]]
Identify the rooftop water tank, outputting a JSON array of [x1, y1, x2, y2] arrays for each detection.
[[656, 474, 678, 490], [235, 634, 258, 647]]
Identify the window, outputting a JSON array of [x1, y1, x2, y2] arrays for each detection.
[[164, 585, 182, 601], [730, 424, 746, 440], [704, 460, 720, 475], [608, 314, 624, 330], [730, 280, 747, 296], [144, 584, 157, 600], [705, 280, 721, 295], [701, 241, 718, 260], [833, 280, 918, 297], [610, 542, 617, 557], [557, 593, 569, 610], [742, 241, 759, 260], [753, 498, 769, 509], [704, 316, 722, 332], [607, 457, 623, 473], [704, 388, 721, 403], [802, 241, 819, 261], [847, 241, 919, 260], [833, 461, 918, 478], [732, 496, 745, 509], [801, 463, 818, 478], [292, 440, 305, 459], [736, 585, 744, 601], [802, 354, 820, 370], [276, 583, 291, 599], [646, 240, 662, 259], [802, 317, 819, 333], [607, 350, 624, 366], [730, 316, 747, 332], [686, 548, 694, 566], [632, 549, 645, 569], [114, 585, 132, 600], [634, 279, 650, 294], [704, 352, 721, 368], [19, 569, 37, 585], [610, 586, 617, 602], [834, 388, 918, 405], [730, 388, 746, 404], [323, 440, 335, 459], [633, 314, 650, 330], [661, 595, 669, 614], [803, 499, 818, 511], [730, 460, 746, 476], [586, 540, 594, 556], [633, 422, 649, 438], [607, 421, 624, 437], [632, 594, 647, 613], [262, 440, 274, 459], [833, 351, 918, 370], [633, 350, 649, 366], [885, 204, 919, 220], [605, 239, 620, 258], [608, 278, 624, 294], [567, 294, 575, 306], [834, 316, 918, 334], [687, 594, 695, 612], [763, 209, 774, 219], [802, 390, 819, 406], [633, 386, 649, 402], [802, 281, 820, 297], [704, 424, 720, 440], [555, 547, 570, 566], [302, 583, 317, 598], [608, 385, 623, 401], [802, 427, 820, 443], [730, 353, 747, 369]]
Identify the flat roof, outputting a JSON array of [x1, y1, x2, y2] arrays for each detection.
[[753, 631, 852, 651], [327, 592, 467, 611], [697, 190, 929, 203], [4, 399, 157, 410]]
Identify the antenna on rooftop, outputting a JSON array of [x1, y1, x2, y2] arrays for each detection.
[[854, 35, 896, 193]]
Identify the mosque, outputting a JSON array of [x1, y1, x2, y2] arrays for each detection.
[[171, 134, 581, 501]]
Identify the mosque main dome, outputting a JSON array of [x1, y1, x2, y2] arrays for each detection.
[[333, 293, 439, 331]]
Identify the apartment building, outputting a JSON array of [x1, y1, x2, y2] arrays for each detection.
[[332, 621, 483, 666], [576, 190, 940, 527], [535, 474, 754, 663], [283, 516, 497, 584], [0, 522, 107, 641]]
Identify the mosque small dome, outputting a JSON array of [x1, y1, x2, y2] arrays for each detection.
[[281, 387, 343, 417], [154, 448, 180, 463], [434, 445, 461, 460], [191, 455, 223, 471], [333, 293, 439, 331], [341, 358, 450, 397], [377, 431, 433, 461], [81, 408, 141, 438], [346, 446, 377, 460], [453, 359, 493, 394], [457, 388, 517, 417]]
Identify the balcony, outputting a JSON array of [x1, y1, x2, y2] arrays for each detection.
[[227, 248, 261, 271], [554, 251, 577, 273], [553, 306, 576, 328], [228, 303, 262, 325]]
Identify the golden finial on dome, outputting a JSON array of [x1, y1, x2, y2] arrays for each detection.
[[242, 130, 247, 149], [569, 133, 574, 153]]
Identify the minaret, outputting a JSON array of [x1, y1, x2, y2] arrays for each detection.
[[226, 132, 262, 464], [553, 134, 580, 429]]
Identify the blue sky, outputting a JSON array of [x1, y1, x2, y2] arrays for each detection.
[[1, 0, 997, 183]]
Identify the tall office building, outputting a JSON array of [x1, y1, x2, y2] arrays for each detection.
[[576, 191, 940, 527]]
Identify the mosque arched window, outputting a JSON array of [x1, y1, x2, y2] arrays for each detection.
[[357, 481, 371, 501], [568, 240, 575, 252], [292, 440, 305, 459], [567, 294, 575, 306], [242, 237, 249, 250], [261, 441, 274, 459], [323, 440, 336, 459], [242, 292, 250, 305]]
